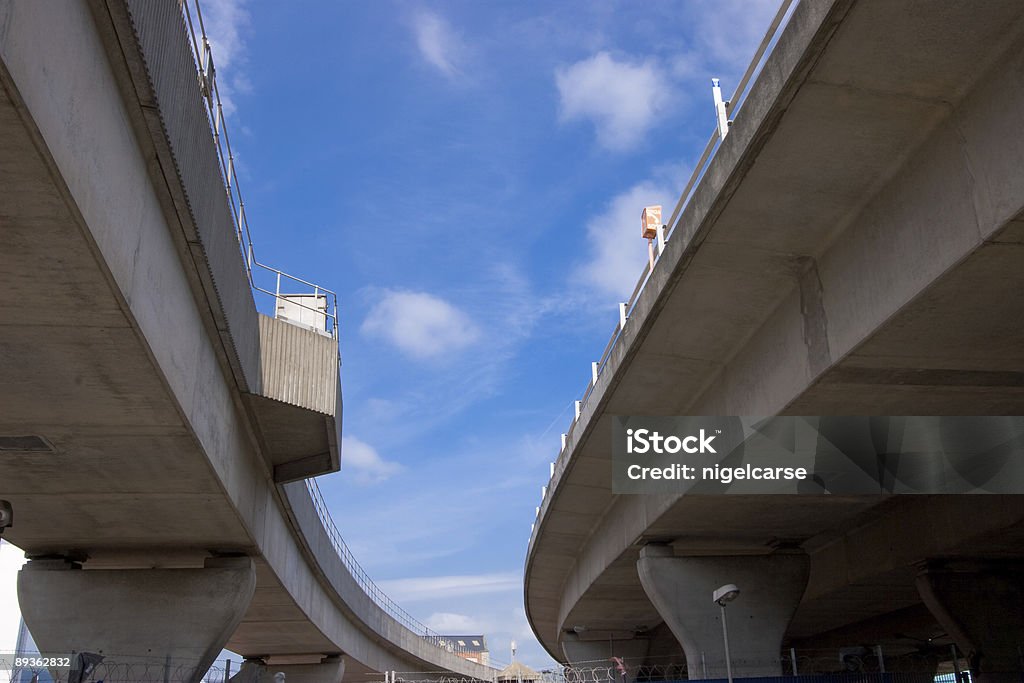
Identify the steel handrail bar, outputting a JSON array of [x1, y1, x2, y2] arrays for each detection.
[[181, 0, 339, 339], [179, 0, 462, 659], [304, 478, 472, 657], [545, 0, 800, 496]]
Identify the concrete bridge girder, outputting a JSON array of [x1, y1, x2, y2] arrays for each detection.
[[526, 0, 1024, 668], [0, 0, 490, 679]]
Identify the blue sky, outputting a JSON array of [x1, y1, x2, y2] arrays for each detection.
[[202, 0, 782, 669]]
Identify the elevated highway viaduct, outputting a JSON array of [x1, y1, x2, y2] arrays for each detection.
[[525, 1, 1024, 681], [0, 2, 495, 682]]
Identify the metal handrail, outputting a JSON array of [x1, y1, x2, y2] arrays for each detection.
[[179, 0, 340, 340], [304, 478, 474, 659], [176, 0, 470, 663], [542, 0, 798, 502]]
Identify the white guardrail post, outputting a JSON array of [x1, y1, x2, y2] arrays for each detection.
[[540, 0, 799, 543]]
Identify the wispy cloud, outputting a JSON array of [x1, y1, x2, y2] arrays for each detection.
[[327, 422, 557, 574], [361, 289, 481, 360], [378, 572, 521, 602], [426, 612, 488, 633], [412, 10, 467, 80], [572, 179, 674, 300], [555, 51, 669, 151], [341, 436, 403, 485], [425, 606, 536, 650], [685, 0, 784, 73], [197, 0, 252, 116]]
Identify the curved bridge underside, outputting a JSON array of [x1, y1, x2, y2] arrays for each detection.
[[0, 1, 492, 681], [526, 0, 1024, 675]]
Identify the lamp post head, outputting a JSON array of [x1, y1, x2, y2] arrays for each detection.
[[713, 584, 740, 606]]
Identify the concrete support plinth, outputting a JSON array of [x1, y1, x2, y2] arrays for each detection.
[[228, 656, 345, 683], [916, 560, 1024, 681], [268, 656, 346, 683], [637, 545, 809, 680], [227, 658, 265, 682], [17, 556, 256, 683], [562, 633, 649, 683]]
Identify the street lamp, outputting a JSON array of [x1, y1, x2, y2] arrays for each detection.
[[713, 584, 740, 683]]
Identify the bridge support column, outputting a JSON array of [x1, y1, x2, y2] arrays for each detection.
[[637, 545, 809, 680], [916, 560, 1024, 682], [562, 633, 649, 683], [17, 555, 256, 683]]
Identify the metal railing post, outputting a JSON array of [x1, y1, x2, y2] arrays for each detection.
[[533, 0, 801, 558]]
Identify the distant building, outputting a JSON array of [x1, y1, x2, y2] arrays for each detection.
[[434, 635, 488, 665], [497, 662, 540, 683]]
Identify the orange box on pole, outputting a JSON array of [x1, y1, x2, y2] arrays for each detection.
[[641, 205, 662, 239]]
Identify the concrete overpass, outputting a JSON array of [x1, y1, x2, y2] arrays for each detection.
[[0, 1, 495, 681], [525, 0, 1024, 680]]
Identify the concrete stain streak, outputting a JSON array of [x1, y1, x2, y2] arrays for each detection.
[[797, 256, 831, 378]]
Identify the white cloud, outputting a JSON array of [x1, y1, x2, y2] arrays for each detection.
[[341, 436, 403, 485], [412, 10, 466, 80], [425, 612, 487, 633], [197, 0, 251, 116], [361, 290, 481, 360], [555, 52, 668, 151], [377, 572, 521, 602], [573, 180, 673, 299], [689, 0, 784, 72]]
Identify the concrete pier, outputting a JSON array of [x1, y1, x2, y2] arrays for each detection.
[[17, 556, 256, 683], [917, 560, 1024, 682], [637, 545, 809, 679]]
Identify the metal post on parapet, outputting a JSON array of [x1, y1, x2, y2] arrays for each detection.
[[712, 79, 730, 140], [874, 645, 885, 673], [641, 205, 662, 271]]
